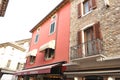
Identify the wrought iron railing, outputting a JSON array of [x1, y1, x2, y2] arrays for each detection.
[[70, 39, 103, 60]]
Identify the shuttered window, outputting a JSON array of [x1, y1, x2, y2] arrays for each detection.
[[77, 0, 97, 17], [77, 31, 82, 56], [77, 22, 102, 56], [93, 22, 102, 40], [77, 22, 102, 45]]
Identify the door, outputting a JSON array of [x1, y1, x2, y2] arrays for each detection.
[[84, 27, 94, 56]]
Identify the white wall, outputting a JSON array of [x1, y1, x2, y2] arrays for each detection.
[[0, 46, 27, 71]]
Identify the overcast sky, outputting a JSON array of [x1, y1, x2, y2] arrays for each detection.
[[0, 0, 62, 43]]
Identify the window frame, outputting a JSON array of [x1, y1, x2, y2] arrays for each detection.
[[6, 60, 11, 68], [34, 34, 39, 43], [29, 56, 36, 64], [77, 0, 97, 18], [78, 22, 102, 57], [49, 21, 56, 35], [83, 0, 92, 15], [44, 48, 55, 60]]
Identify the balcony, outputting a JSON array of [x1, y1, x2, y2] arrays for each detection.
[[70, 39, 103, 60]]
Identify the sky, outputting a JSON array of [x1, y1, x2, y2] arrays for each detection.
[[0, 0, 62, 43]]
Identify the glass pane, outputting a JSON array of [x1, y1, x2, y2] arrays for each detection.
[[34, 34, 39, 43], [50, 22, 55, 33], [83, 1, 90, 14]]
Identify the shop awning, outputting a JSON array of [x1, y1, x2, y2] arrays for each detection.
[[15, 63, 59, 75], [26, 49, 37, 57], [39, 40, 55, 51]]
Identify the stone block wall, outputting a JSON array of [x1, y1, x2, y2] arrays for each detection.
[[70, 0, 120, 57]]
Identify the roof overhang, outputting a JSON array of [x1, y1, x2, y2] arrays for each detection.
[[39, 40, 55, 51], [30, 0, 70, 33], [0, 42, 26, 52]]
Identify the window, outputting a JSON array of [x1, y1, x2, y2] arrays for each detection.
[[6, 60, 11, 68], [30, 56, 36, 64], [77, 22, 102, 57], [77, 0, 97, 17], [51, 14, 56, 21], [44, 48, 55, 60], [50, 22, 56, 34], [16, 63, 23, 70], [83, 0, 91, 14], [84, 26, 95, 56], [34, 34, 39, 43]]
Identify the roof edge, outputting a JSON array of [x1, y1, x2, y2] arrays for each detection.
[[30, 0, 70, 33]]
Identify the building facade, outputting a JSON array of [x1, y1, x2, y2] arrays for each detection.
[[0, 0, 9, 16], [16, 0, 70, 80], [0, 38, 30, 79], [64, 0, 120, 80]]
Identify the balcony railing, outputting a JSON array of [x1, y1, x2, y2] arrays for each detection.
[[70, 39, 103, 60]]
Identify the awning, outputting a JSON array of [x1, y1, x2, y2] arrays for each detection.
[[39, 40, 55, 51], [26, 49, 37, 57], [15, 63, 58, 75]]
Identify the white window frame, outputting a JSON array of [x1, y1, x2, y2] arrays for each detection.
[[44, 48, 55, 60], [81, 23, 95, 57], [49, 21, 56, 35], [81, 0, 93, 17]]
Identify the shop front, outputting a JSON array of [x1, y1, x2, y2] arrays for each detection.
[[63, 55, 120, 80], [16, 63, 66, 80]]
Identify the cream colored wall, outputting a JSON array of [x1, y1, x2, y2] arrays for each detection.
[[0, 46, 27, 70]]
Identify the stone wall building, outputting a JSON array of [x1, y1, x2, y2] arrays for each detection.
[[64, 0, 120, 80]]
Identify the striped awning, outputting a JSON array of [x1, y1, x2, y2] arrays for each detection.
[[39, 40, 55, 51], [26, 49, 37, 57]]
